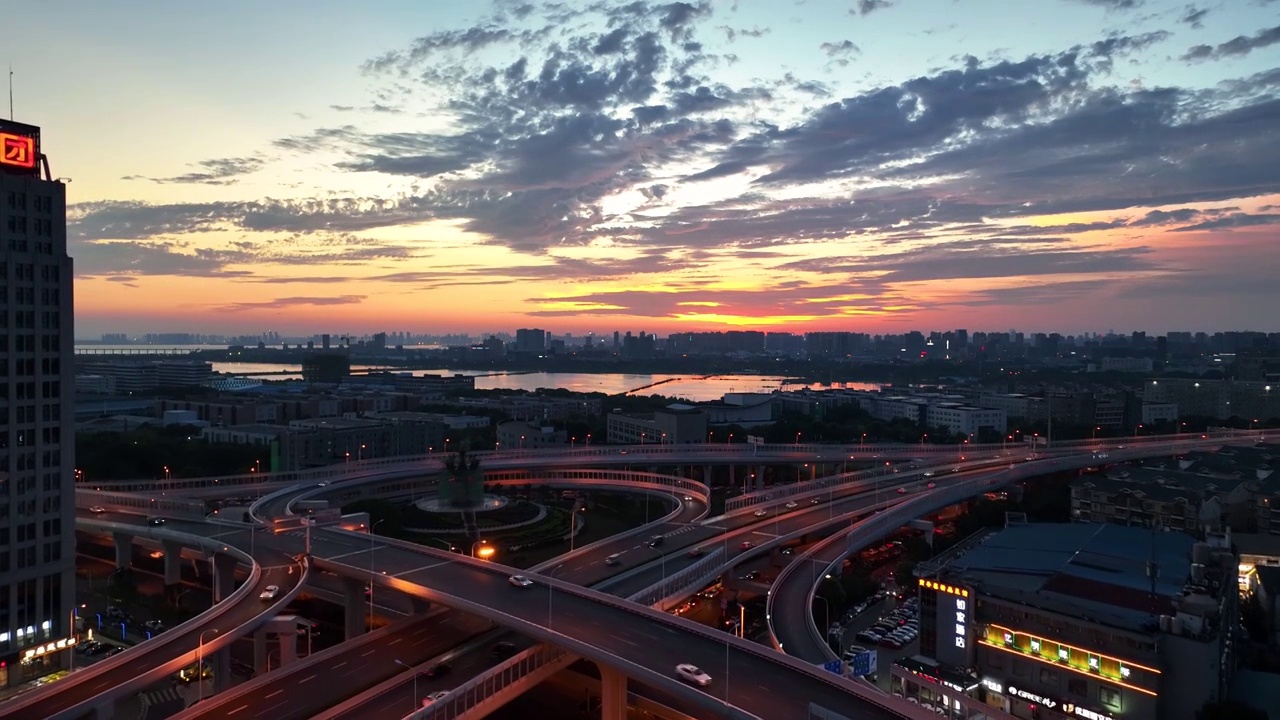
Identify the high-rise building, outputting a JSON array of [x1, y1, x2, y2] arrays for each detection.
[[0, 119, 76, 686]]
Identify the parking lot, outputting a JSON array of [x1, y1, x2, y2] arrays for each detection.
[[828, 592, 921, 690]]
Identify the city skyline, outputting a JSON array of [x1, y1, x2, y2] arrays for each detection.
[[9, 0, 1280, 335]]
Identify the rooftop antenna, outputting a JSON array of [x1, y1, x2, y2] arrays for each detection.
[[8, 64, 13, 120]]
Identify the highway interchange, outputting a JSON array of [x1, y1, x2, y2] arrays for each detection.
[[6, 431, 1255, 720]]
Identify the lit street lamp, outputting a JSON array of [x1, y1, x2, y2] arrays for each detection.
[[198, 628, 220, 703], [569, 506, 586, 553], [394, 659, 417, 710], [472, 540, 494, 560]]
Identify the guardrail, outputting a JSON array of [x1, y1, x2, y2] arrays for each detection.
[[629, 547, 727, 608], [74, 489, 209, 519], [413, 644, 576, 719], [79, 429, 1262, 494], [4, 522, 272, 720]]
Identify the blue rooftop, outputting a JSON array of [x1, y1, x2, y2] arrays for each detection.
[[946, 523, 1196, 630]]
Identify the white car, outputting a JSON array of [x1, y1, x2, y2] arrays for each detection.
[[259, 584, 280, 601], [89, 506, 106, 513], [508, 575, 534, 588], [422, 691, 450, 706], [754, 509, 768, 517], [784, 501, 799, 509], [676, 663, 712, 686], [683, 495, 693, 502]]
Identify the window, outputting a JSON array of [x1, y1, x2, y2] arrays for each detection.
[[1012, 659, 1029, 679], [1099, 685, 1122, 710], [1039, 668, 1057, 687]]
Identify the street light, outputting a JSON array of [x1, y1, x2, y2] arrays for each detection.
[[198, 628, 220, 703], [394, 659, 417, 710], [370, 519, 386, 630], [569, 506, 587, 553], [68, 603, 85, 671], [472, 540, 494, 560], [427, 538, 455, 552]]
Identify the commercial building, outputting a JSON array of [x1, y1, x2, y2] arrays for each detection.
[[513, 328, 546, 354], [910, 523, 1237, 720], [606, 406, 707, 445], [496, 420, 567, 450], [0, 119, 77, 687], [1144, 378, 1279, 421]]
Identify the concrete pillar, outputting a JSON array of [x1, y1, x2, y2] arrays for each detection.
[[278, 631, 297, 666], [600, 665, 627, 720], [212, 553, 238, 603], [112, 532, 133, 571], [342, 577, 366, 640], [212, 647, 232, 692], [703, 465, 713, 486], [756, 465, 765, 491], [729, 464, 736, 490], [409, 597, 432, 616], [254, 628, 269, 675], [162, 541, 183, 586]]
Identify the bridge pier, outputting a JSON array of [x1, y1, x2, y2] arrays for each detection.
[[600, 666, 627, 720], [162, 541, 183, 585], [409, 597, 432, 615], [211, 647, 232, 693], [342, 577, 366, 640], [112, 532, 133, 570], [755, 464, 765, 491], [254, 628, 268, 675], [211, 553, 238, 602]]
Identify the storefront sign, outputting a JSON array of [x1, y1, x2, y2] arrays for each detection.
[[1006, 685, 1057, 709]]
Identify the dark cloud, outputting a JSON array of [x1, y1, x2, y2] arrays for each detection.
[[1182, 24, 1280, 62], [1181, 6, 1208, 28], [1170, 212, 1280, 231], [123, 157, 263, 186], [819, 40, 860, 58], [719, 25, 769, 42], [853, 0, 896, 15], [214, 295, 367, 313]]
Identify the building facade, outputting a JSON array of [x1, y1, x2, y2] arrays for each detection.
[[912, 524, 1236, 720], [0, 119, 77, 686], [606, 406, 707, 445], [496, 420, 566, 450]]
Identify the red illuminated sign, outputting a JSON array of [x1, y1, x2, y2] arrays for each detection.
[[0, 132, 36, 171]]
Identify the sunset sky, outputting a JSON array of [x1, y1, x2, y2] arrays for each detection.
[[9, 0, 1280, 338]]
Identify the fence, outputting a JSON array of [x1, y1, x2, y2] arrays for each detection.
[[411, 644, 575, 719], [628, 547, 727, 608]]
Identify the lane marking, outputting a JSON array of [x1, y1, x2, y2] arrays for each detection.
[[361, 649, 376, 657], [388, 638, 402, 645], [299, 673, 316, 684], [228, 705, 249, 716], [392, 561, 450, 577], [265, 689, 283, 699], [333, 661, 348, 669]]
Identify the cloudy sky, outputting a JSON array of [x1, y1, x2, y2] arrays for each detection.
[[10, 0, 1280, 337]]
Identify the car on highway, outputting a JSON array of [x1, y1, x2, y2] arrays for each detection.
[[922, 471, 935, 477], [424, 662, 452, 678], [491, 642, 517, 657], [605, 553, 622, 566], [676, 663, 712, 686], [259, 584, 280, 601], [147, 516, 165, 526], [177, 662, 213, 683], [88, 506, 106, 513], [683, 495, 693, 502], [897, 487, 907, 494], [508, 575, 534, 588], [810, 497, 822, 505], [422, 691, 451, 706], [739, 541, 754, 550], [648, 535, 665, 548], [753, 509, 768, 517], [784, 501, 799, 509], [740, 570, 761, 581], [926, 482, 936, 489], [687, 547, 705, 558]]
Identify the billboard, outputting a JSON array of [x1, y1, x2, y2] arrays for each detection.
[[0, 120, 40, 176], [920, 578, 973, 667]]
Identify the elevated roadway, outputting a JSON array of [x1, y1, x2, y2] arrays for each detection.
[[44, 431, 1253, 719], [768, 435, 1256, 665], [0, 519, 305, 720]]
